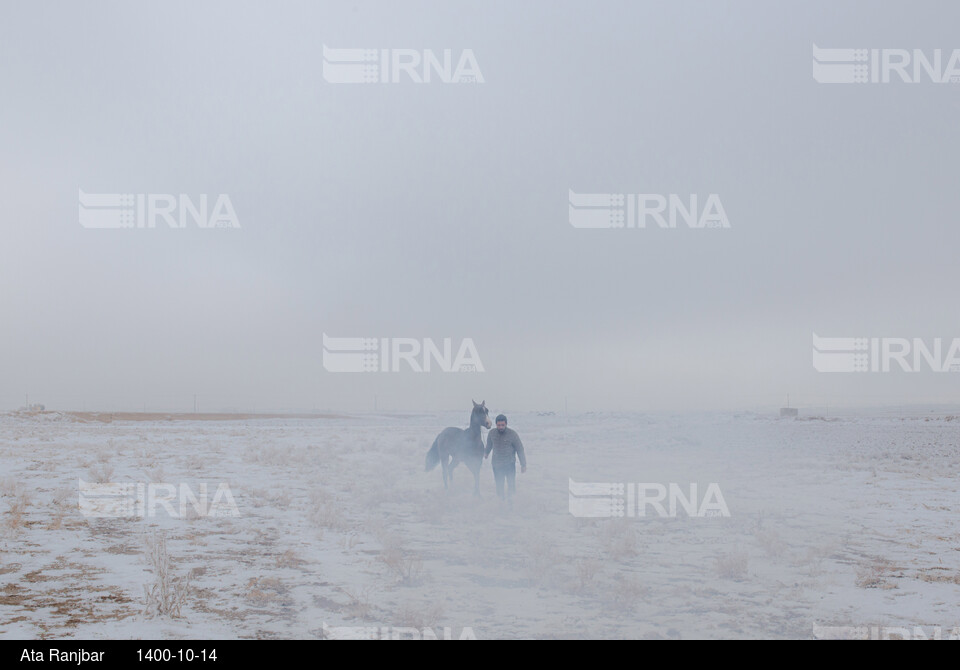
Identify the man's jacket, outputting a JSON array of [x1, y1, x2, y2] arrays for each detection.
[[485, 427, 526, 468]]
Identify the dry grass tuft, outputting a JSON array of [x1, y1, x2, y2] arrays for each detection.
[[715, 550, 749, 580], [143, 532, 191, 618]]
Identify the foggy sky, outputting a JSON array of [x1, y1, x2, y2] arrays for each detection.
[[2, 0, 960, 412]]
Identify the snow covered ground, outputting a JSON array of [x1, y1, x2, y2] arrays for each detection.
[[1, 409, 959, 639]]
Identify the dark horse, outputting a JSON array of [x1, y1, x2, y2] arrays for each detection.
[[425, 400, 492, 496]]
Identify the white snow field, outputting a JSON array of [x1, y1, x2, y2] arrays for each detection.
[[1, 409, 959, 639]]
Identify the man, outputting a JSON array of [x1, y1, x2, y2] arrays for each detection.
[[484, 414, 526, 505]]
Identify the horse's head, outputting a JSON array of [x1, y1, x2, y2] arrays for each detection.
[[471, 400, 492, 429]]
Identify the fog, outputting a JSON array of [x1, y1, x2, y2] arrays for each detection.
[[2, 0, 959, 412]]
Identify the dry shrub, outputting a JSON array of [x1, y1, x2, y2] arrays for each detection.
[[608, 574, 650, 613], [143, 532, 191, 618], [276, 549, 305, 569], [856, 560, 897, 589], [601, 519, 639, 561], [715, 550, 749, 580], [574, 558, 602, 593], [395, 600, 445, 630], [756, 528, 786, 559], [379, 535, 424, 585], [87, 463, 114, 484]]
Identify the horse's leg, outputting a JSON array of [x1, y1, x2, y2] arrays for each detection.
[[440, 449, 450, 489], [472, 465, 482, 499], [449, 454, 460, 486]]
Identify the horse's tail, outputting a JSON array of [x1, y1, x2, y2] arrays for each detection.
[[425, 437, 441, 472]]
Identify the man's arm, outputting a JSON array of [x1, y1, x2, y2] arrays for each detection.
[[484, 431, 493, 458], [514, 432, 526, 470]]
